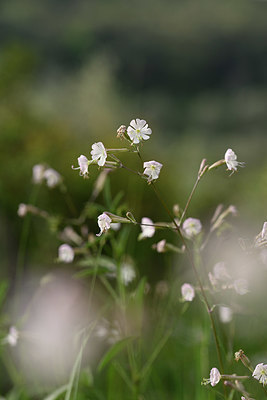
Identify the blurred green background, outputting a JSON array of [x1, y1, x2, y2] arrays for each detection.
[[0, 0, 267, 397]]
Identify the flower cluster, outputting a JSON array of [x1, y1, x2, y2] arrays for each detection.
[[33, 164, 62, 188]]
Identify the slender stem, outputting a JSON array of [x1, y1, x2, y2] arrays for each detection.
[[151, 182, 225, 376], [179, 175, 201, 225]]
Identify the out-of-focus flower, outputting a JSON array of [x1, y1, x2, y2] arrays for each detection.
[[224, 149, 245, 173], [91, 142, 107, 167], [72, 155, 89, 177], [155, 239, 167, 253], [17, 203, 28, 217], [233, 278, 249, 295], [182, 217, 202, 239], [58, 244, 74, 263], [261, 222, 267, 241], [96, 213, 112, 236], [139, 217, 155, 240], [43, 168, 61, 188], [127, 118, 152, 144], [32, 164, 45, 184], [143, 160, 162, 182], [219, 306, 233, 324], [252, 363, 267, 385], [6, 326, 19, 347], [181, 283, 195, 302], [120, 263, 136, 286], [212, 262, 231, 282]]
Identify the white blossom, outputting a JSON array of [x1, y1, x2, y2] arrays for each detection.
[[17, 203, 28, 217], [181, 283, 195, 302], [234, 278, 249, 295], [252, 363, 267, 385], [58, 244, 74, 263], [182, 217, 202, 239], [127, 118, 152, 144], [32, 164, 45, 184], [213, 262, 231, 281], [209, 367, 221, 386], [72, 155, 89, 177], [43, 168, 61, 188], [156, 239, 167, 253], [6, 326, 19, 347], [143, 160, 162, 182], [219, 306, 233, 324], [96, 213, 112, 236], [120, 263, 136, 286], [139, 217, 155, 240], [91, 142, 107, 167], [224, 149, 245, 173]]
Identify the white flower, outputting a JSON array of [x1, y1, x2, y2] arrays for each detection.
[[120, 263, 136, 286], [97, 213, 112, 236], [143, 160, 162, 182], [91, 142, 107, 167], [261, 222, 267, 241], [43, 168, 61, 188], [224, 149, 245, 173], [6, 326, 19, 347], [32, 164, 45, 184], [17, 203, 28, 217], [219, 306, 233, 324], [252, 363, 267, 385], [234, 278, 249, 295], [181, 283, 195, 302], [58, 244, 74, 263], [209, 367, 221, 386], [182, 217, 202, 239], [72, 155, 89, 177], [127, 118, 152, 144], [139, 217, 155, 240], [156, 239, 167, 253]]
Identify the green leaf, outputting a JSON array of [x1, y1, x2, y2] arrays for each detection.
[[97, 336, 136, 373]]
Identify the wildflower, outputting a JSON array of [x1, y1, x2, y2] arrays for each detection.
[[58, 244, 74, 263], [72, 155, 89, 177], [32, 164, 45, 184], [96, 213, 112, 236], [127, 118, 152, 144], [17, 203, 28, 217], [110, 222, 121, 231], [120, 263, 136, 286], [91, 142, 107, 167], [43, 168, 61, 188], [202, 367, 221, 387], [6, 326, 19, 347], [143, 160, 162, 182], [181, 283, 195, 302], [233, 278, 249, 295], [155, 239, 167, 253], [219, 306, 233, 324], [139, 217, 155, 240], [252, 363, 267, 385], [224, 149, 245, 173], [261, 222, 267, 241], [182, 217, 202, 239]]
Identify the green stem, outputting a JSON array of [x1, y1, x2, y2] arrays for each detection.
[[179, 175, 201, 225], [151, 183, 225, 377]]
